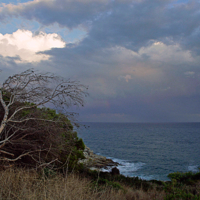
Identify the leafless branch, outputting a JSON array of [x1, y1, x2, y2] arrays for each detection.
[[0, 68, 88, 169], [0, 150, 14, 157]]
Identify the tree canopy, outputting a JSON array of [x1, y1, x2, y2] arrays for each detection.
[[0, 69, 88, 170]]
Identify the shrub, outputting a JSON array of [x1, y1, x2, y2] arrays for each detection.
[[0, 102, 85, 172], [0, 69, 88, 172], [168, 170, 200, 184], [164, 170, 200, 200]]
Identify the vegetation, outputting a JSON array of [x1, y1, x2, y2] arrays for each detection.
[[0, 69, 87, 171], [0, 101, 86, 171], [79, 169, 200, 200], [0, 70, 200, 199], [164, 170, 200, 199], [0, 167, 165, 200], [1, 167, 199, 200]]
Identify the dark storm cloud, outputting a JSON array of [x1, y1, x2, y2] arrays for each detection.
[[86, 0, 200, 53], [1, 0, 200, 122], [0, 0, 109, 28], [1, 0, 200, 52]]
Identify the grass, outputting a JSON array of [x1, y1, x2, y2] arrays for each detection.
[[1, 167, 200, 200], [0, 167, 166, 200]]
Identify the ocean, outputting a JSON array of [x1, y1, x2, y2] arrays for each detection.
[[77, 122, 200, 181]]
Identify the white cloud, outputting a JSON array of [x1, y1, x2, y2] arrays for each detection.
[[0, 29, 65, 62], [119, 74, 132, 82], [139, 41, 194, 63], [184, 71, 195, 76]]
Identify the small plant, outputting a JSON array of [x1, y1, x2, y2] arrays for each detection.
[[164, 170, 200, 200], [42, 168, 57, 178], [97, 178, 124, 190]]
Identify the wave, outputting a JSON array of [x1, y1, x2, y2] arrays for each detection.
[[100, 156, 163, 180], [100, 156, 146, 177], [188, 164, 199, 172]]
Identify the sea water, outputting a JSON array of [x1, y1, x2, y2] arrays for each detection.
[[77, 122, 200, 181]]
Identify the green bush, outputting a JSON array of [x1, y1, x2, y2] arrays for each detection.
[[164, 181, 200, 200], [0, 99, 86, 172], [97, 178, 123, 190], [168, 170, 200, 184], [75, 138, 85, 150], [42, 168, 57, 178], [164, 170, 200, 200]]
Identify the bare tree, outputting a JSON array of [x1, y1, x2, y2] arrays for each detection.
[[0, 69, 88, 168]]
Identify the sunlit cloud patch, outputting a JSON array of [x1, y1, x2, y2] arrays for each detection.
[[0, 29, 65, 62]]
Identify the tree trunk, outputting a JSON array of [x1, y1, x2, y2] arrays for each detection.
[[0, 91, 9, 135]]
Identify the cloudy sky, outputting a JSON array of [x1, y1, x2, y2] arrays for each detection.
[[0, 0, 200, 122]]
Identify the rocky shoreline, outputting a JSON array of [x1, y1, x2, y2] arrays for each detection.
[[78, 146, 119, 171]]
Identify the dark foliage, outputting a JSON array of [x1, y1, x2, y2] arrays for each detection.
[[0, 101, 85, 171], [164, 170, 200, 199]]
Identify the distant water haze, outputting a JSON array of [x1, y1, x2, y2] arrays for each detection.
[[78, 122, 200, 181]]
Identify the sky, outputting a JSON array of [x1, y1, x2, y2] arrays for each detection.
[[0, 0, 200, 122]]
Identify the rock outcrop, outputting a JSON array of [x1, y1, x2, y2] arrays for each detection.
[[78, 146, 119, 171], [111, 167, 120, 175]]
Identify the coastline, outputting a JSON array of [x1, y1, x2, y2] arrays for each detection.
[[78, 146, 119, 171]]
